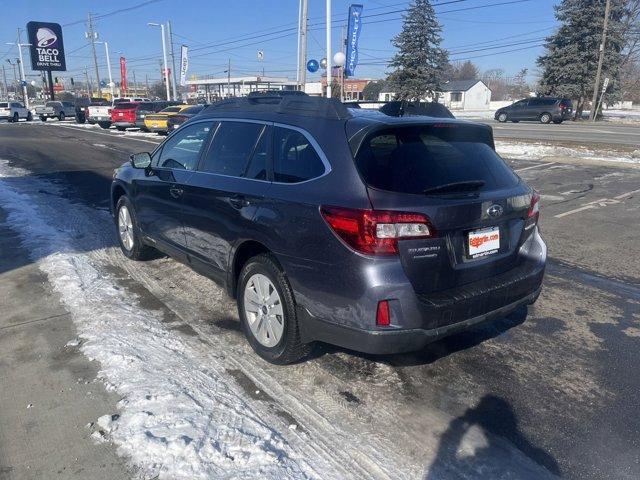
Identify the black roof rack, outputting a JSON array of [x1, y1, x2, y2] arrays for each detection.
[[205, 94, 352, 120]]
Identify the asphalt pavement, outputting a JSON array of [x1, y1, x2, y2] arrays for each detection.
[[0, 121, 638, 479]]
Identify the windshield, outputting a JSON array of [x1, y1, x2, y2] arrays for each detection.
[[355, 125, 518, 195], [113, 103, 137, 110]]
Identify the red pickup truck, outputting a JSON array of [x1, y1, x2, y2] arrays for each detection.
[[110, 102, 157, 131]]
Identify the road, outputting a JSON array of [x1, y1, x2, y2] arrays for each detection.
[[468, 118, 640, 148], [0, 121, 638, 479]]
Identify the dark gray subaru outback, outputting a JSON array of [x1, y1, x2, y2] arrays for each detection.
[[111, 94, 546, 364]]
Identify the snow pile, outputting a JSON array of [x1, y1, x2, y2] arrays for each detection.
[[0, 160, 324, 479], [495, 141, 639, 164]]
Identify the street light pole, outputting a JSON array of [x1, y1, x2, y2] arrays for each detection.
[[103, 42, 114, 101], [148, 23, 171, 101], [326, 0, 332, 98]]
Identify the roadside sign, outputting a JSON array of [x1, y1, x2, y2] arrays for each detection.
[[26, 21, 67, 71], [601, 77, 609, 93]]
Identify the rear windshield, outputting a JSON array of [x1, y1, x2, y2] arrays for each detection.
[[161, 106, 182, 113], [113, 103, 137, 110], [560, 99, 573, 107], [45, 102, 60, 107], [355, 125, 519, 195], [0, 103, 7, 108]]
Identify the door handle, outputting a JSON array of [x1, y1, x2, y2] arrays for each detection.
[[169, 186, 184, 198], [229, 195, 250, 209]]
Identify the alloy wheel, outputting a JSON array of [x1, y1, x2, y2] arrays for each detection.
[[243, 273, 284, 348], [118, 205, 134, 251]]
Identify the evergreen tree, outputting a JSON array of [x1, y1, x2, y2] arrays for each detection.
[[451, 61, 479, 80], [537, 0, 625, 119], [387, 0, 449, 101]]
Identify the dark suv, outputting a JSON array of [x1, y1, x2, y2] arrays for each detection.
[[495, 97, 573, 124], [111, 94, 546, 364]]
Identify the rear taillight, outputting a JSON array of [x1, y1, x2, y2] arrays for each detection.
[[320, 206, 435, 255], [525, 191, 540, 230], [528, 191, 540, 219]]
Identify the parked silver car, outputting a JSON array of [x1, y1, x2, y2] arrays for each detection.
[[35, 101, 76, 121]]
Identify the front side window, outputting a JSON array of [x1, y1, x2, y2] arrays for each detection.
[[273, 127, 326, 183], [155, 122, 213, 170], [200, 121, 265, 177]]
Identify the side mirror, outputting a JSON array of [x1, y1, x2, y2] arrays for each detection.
[[130, 152, 152, 169]]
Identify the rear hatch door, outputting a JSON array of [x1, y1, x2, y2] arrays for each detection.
[[353, 122, 533, 294]]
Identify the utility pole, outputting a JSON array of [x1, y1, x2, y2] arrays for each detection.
[[326, 0, 332, 98], [1, 65, 7, 101], [87, 13, 102, 97], [145, 73, 149, 97], [133, 71, 137, 96], [15, 28, 30, 108], [167, 20, 178, 101], [298, 0, 309, 91], [84, 67, 93, 97], [590, 0, 611, 121]]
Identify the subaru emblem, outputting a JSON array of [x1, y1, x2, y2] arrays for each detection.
[[487, 204, 504, 218]]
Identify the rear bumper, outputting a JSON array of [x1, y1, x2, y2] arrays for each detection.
[[297, 227, 546, 355], [113, 121, 135, 128], [300, 284, 541, 354]]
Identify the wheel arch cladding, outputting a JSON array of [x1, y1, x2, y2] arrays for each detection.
[[229, 240, 273, 298]]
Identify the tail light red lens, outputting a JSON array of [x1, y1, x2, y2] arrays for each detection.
[[376, 300, 391, 326], [528, 191, 540, 220], [320, 206, 435, 255]]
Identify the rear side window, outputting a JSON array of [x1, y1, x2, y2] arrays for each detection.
[[273, 127, 326, 183], [355, 125, 518, 195], [200, 121, 265, 177]]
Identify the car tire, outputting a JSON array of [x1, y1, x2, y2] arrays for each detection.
[[553, 119, 563, 124], [238, 253, 312, 364], [76, 116, 86, 124], [40, 116, 47, 122], [58, 112, 65, 121], [115, 196, 155, 261], [497, 112, 508, 123], [116, 126, 127, 132], [98, 122, 111, 129], [12, 113, 18, 123], [540, 113, 552, 124], [26, 112, 32, 121]]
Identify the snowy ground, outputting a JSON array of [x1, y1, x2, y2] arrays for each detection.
[[495, 141, 640, 165]]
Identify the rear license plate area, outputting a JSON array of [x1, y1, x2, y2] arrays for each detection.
[[467, 227, 500, 259]]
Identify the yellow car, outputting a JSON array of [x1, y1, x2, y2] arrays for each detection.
[[144, 105, 191, 134]]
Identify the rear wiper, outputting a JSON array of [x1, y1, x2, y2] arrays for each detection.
[[422, 180, 485, 195]]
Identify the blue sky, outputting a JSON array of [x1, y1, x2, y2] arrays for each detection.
[[1, 0, 559, 86]]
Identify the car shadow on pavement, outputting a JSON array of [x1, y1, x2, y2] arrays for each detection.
[[424, 394, 561, 479]]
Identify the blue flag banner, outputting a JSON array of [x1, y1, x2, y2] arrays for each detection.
[[345, 4, 363, 77]]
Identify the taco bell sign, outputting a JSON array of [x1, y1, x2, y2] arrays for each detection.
[[27, 21, 67, 71]]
